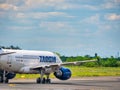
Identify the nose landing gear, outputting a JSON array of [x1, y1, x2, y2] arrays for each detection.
[[0, 70, 9, 83]]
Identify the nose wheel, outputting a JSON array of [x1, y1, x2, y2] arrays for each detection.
[[0, 70, 9, 83]]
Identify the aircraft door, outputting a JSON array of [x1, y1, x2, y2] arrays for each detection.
[[7, 55, 12, 67]]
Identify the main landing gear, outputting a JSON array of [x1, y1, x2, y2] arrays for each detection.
[[36, 77, 51, 84], [36, 70, 51, 84]]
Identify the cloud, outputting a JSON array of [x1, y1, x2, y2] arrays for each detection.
[[40, 21, 70, 31], [81, 5, 98, 10], [40, 21, 65, 28], [13, 0, 86, 10], [31, 12, 73, 19], [101, 0, 120, 9], [16, 13, 25, 18], [25, 0, 65, 6], [2, 25, 34, 31], [0, 0, 79, 11], [0, 3, 18, 11], [101, 2, 114, 9], [24, 0, 68, 10], [15, 12, 73, 19], [79, 13, 115, 37], [105, 13, 120, 21], [1, 0, 120, 12], [81, 14, 100, 24]]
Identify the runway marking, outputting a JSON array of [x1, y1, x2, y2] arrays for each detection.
[[9, 84, 15, 87]]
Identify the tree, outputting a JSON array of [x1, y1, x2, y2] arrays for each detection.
[[101, 56, 118, 67], [0, 45, 21, 50], [95, 53, 98, 58]]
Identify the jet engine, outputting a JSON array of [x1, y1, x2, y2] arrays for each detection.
[[6, 72, 16, 79], [54, 67, 71, 80]]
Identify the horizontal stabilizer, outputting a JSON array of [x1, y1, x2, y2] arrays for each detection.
[[0, 52, 16, 56]]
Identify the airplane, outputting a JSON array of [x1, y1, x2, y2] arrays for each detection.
[[0, 48, 96, 84]]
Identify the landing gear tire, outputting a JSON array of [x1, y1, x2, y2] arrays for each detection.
[[0, 77, 9, 83], [0, 76, 3, 83], [36, 77, 51, 84], [42, 78, 46, 84], [5, 78, 8, 83], [46, 79, 51, 84], [36, 77, 41, 83]]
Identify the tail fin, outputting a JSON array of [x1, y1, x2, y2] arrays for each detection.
[[0, 48, 16, 56], [0, 48, 3, 53]]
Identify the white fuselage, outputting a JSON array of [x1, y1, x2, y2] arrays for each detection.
[[0, 49, 62, 74]]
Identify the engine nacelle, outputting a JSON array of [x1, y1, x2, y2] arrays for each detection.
[[54, 67, 71, 80], [6, 73, 16, 79]]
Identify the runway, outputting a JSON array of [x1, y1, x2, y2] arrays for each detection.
[[0, 77, 120, 90]]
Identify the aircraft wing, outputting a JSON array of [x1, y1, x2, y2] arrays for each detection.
[[61, 59, 97, 66], [30, 59, 97, 70]]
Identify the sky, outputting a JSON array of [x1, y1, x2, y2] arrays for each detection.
[[0, 0, 120, 57]]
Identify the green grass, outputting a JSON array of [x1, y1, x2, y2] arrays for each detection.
[[68, 66, 120, 77], [15, 66, 120, 79]]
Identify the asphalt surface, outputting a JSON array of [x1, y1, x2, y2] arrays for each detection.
[[0, 77, 120, 90]]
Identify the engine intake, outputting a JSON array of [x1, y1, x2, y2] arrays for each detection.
[[54, 67, 71, 80]]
